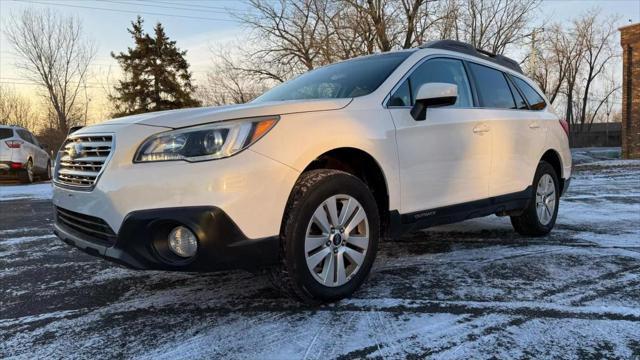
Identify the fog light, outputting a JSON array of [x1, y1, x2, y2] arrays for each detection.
[[168, 226, 198, 258]]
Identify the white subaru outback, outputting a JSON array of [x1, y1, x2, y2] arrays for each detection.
[[53, 40, 571, 303]]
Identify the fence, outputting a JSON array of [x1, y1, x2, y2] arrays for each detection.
[[570, 122, 621, 148]]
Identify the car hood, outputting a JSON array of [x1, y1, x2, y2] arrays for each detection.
[[100, 98, 353, 128]]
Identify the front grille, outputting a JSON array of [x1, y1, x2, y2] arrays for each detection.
[[55, 206, 117, 246], [55, 134, 113, 188]]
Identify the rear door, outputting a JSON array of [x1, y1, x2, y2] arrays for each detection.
[[16, 129, 38, 168], [466, 62, 547, 197], [388, 57, 491, 213], [27, 131, 49, 169]]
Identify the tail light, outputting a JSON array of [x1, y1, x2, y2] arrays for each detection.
[[5, 140, 23, 148], [559, 119, 569, 137]]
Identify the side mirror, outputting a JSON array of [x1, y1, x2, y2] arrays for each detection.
[[410, 83, 458, 121]]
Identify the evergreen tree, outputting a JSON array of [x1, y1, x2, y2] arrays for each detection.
[[110, 17, 200, 117]]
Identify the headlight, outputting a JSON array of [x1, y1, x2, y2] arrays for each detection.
[[134, 116, 278, 162]]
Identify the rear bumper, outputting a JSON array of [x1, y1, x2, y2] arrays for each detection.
[[0, 161, 21, 177], [54, 205, 279, 271]]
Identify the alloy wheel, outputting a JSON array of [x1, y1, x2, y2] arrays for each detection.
[[26, 161, 34, 183], [535, 174, 556, 225], [304, 194, 369, 287]]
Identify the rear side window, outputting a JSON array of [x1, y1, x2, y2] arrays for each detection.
[[468, 63, 515, 109], [512, 76, 546, 110], [0, 128, 13, 140], [507, 79, 528, 110], [17, 129, 34, 144]]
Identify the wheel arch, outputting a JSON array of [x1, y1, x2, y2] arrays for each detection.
[[299, 147, 391, 236], [540, 149, 565, 190]]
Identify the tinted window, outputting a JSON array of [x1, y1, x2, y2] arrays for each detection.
[[0, 128, 13, 140], [17, 129, 34, 144], [468, 63, 515, 109], [408, 58, 472, 108], [507, 78, 528, 109], [388, 79, 411, 107], [512, 76, 546, 110], [253, 51, 414, 102]]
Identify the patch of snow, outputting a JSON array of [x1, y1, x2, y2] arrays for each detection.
[[575, 159, 640, 167], [0, 235, 56, 246], [571, 147, 620, 164], [0, 182, 52, 201]]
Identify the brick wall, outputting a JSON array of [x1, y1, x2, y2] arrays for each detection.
[[620, 23, 640, 159]]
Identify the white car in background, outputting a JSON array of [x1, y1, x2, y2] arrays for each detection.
[[0, 125, 51, 183], [52, 40, 572, 303]]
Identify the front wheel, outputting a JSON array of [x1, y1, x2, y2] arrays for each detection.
[[510, 161, 559, 236], [270, 169, 379, 303]]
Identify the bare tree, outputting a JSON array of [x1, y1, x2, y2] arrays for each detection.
[[526, 25, 571, 104], [234, 0, 330, 82], [342, 0, 396, 51], [575, 13, 619, 133], [5, 8, 96, 132], [0, 86, 38, 130], [340, 0, 446, 50], [462, 0, 541, 54], [198, 48, 269, 106]]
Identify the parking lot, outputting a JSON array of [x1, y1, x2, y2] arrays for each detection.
[[1, 149, 639, 359]]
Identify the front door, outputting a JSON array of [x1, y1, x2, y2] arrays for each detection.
[[387, 57, 491, 214]]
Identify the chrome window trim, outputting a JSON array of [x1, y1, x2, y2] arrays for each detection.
[[53, 132, 116, 191]]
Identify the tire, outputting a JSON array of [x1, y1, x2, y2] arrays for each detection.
[[510, 161, 559, 236], [20, 159, 34, 184], [269, 169, 380, 304], [44, 161, 52, 181]]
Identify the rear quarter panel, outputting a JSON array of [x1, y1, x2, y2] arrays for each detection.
[[544, 116, 572, 179]]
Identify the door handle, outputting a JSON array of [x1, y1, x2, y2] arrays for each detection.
[[473, 124, 490, 134], [529, 122, 540, 129]]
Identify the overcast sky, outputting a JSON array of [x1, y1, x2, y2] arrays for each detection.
[[0, 0, 638, 120]]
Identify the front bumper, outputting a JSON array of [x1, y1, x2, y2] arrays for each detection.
[[54, 205, 279, 271]]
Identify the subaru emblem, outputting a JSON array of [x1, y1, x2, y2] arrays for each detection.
[[69, 142, 83, 159]]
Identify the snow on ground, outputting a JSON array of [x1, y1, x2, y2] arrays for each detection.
[[571, 147, 621, 164], [0, 182, 52, 202], [1, 148, 639, 359]]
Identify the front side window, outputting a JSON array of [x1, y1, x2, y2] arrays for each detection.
[[253, 51, 414, 103], [387, 80, 411, 107], [468, 63, 516, 109], [408, 58, 473, 108], [512, 76, 546, 110]]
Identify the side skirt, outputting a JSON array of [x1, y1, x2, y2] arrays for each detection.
[[387, 187, 532, 238]]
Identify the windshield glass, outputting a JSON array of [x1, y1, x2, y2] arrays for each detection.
[[253, 51, 414, 103]]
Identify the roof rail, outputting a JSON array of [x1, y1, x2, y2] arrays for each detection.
[[419, 40, 523, 74]]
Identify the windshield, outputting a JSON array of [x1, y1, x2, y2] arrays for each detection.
[[253, 51, 414, 103]]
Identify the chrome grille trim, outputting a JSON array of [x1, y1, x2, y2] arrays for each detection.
[[54, 133, 114, 189]]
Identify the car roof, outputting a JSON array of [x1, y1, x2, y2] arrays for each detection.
[[419, 40, 523, 74]]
